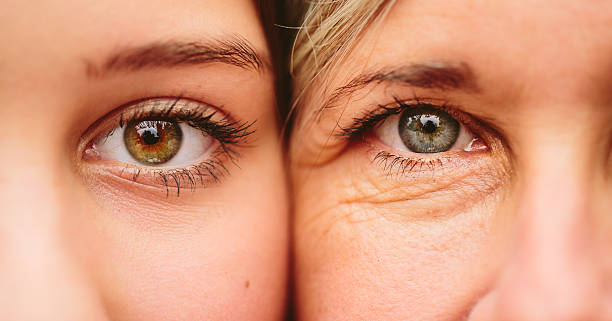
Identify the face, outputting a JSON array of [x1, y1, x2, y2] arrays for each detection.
[[0, 0, 287, 320], [291, 0, 612, 320]]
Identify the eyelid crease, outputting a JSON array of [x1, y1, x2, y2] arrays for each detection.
[[81, 97, 255, 150]]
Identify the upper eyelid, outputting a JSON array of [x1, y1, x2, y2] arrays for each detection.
[[82, 97, 224, 134], [342, 96, 506, 158], [78, 97, 242, 152], [339, 96, 460, 138]]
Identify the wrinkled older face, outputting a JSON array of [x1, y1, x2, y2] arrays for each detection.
[[291, 0, 612, 320], [0, 0, 287, 320]]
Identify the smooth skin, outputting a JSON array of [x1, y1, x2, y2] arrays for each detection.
[[291, 0, 612, 320], [0, 1, 288, 320]]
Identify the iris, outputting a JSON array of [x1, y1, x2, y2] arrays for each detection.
[[124, 120, 183, 165], [398, 106, 459, 153]]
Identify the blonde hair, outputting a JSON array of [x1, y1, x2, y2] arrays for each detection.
[[290, 0, 396, 110]]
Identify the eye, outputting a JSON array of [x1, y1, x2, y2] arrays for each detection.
[[80, 97, 255, 193], [93, 118, 214, 167], [375, 104, 484, 154]]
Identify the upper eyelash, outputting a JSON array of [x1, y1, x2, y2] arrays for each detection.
[[116, 97, 256, 146], [339, 96, 450, 139]]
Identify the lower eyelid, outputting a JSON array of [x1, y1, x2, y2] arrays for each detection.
[[366, 143, 484, 174], [351, 129, 490, 180], [80, 147, 230, 197]]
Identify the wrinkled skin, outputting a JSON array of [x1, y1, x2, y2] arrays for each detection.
[[291, 1, 612, 320]]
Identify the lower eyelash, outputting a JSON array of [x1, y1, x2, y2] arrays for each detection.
[[115, 149, 232, 197], [373, 151, 446, 177]]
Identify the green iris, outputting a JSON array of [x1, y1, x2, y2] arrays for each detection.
[[124, 120, 183, 165], [398, 105, 460, 153]]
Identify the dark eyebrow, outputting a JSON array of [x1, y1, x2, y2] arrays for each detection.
[[85, 36, 269, 78], [323, 62, 479, 110]]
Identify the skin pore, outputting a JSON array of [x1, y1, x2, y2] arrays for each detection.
[[0, 0, 287, 320], [291, 0, 612, 320]]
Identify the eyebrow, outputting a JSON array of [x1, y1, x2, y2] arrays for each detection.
[[323, 62, 479, 110], [85, 36, 269, 78]]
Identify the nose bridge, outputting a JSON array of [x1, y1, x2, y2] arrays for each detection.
[[515, 151, 597, 292], [517, 140, 593, 266], [0, 148, 107, 320], [488, 135, 606, 319]]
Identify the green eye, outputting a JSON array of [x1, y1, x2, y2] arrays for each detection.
[[398, 105, 460, 153], [124, 120, 183, 165]]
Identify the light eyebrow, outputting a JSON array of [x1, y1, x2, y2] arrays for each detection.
[[323, 62, 479, 110], [85, 36, 270, 78]]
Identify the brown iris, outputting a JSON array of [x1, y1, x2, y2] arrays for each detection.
[[124, 120, 183, 165]]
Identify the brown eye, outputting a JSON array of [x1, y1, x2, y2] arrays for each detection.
[[124, 120, 183, 165]]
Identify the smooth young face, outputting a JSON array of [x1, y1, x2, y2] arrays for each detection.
[[0, 1, 287, 320], [291, 0, 612, 320]]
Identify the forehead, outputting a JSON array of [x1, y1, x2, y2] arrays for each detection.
[[362, 0, 612, 75], [382, 1, 611, 55], [322, 0, 612, 111]]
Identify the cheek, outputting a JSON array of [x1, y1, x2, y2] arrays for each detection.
[[102, 217, 282, 319], [296, 196, 511, 320], [85, 200, 288, 321], [77, 144, 288, 320], [293, 152, 513, 320]]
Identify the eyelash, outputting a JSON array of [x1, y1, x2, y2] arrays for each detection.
[[84, 97, 255, 196], [340, 96, 448, 137], [339, 96, 481, 176]]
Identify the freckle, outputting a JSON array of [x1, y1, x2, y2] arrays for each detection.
[[245, 280, 250, 288]]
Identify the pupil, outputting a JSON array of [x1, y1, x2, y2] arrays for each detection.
[[422, 120, 437, 133], [419, 115, 439, 134], [141, 129, 160, 145]]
